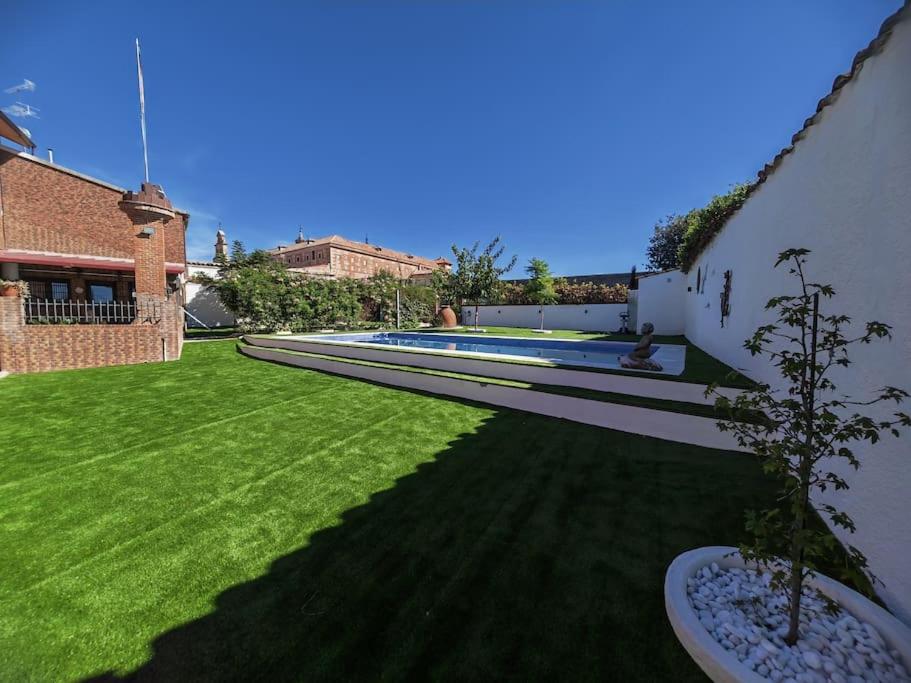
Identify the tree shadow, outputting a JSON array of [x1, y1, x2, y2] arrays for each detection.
[[87, 407, 775, 682]]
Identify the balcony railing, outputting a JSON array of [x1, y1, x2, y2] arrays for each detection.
[[23, 299, 162, 325]]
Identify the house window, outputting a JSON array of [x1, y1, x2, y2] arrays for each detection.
[[88, 282, 115, 302], [25, 280, 70, 299]]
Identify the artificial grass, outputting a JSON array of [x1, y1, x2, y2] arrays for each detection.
[[184, 326, 239, 339], [0, 341, 777, 681], [243, 341, 757, 422]]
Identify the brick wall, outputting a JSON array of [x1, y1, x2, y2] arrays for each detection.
[[0, 296, 183, 374], [0, 150, 186, 263], [279, 245, 439, 279]]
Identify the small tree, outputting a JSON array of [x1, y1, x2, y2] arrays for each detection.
[[447, 237, 516, 330], [645, 214, 688, 271], [523, 257, 557, 330], [710, 249, 909, 645]]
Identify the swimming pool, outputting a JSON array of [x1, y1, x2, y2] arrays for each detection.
[[296, 332, 686, 374]]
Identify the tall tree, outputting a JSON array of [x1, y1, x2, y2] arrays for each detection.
[[523, 257, 557, 330], [447, 237, 516, 330], [645, 214, 688, 271]]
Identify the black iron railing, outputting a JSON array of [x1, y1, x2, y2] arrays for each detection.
[[23, 299, 161, 325]]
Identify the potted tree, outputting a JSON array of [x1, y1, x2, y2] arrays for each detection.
[[1, 280, 29, 297], [523, 257, 557, 333], [665, 249, 911, 682]]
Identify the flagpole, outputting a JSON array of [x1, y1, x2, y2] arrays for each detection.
[[136, 38, 150, 182]]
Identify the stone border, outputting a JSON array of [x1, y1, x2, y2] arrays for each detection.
[[239, 343, 749, 451], [664, 546, 911, 683], [245, 335, 740, 406]]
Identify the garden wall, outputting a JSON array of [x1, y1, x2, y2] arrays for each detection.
[[460, 303, 627, 331], [632, 270, 686, 335], [681, 16, 911, 623]]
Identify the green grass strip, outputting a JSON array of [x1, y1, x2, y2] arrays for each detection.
[[240, 341, 757, 422]]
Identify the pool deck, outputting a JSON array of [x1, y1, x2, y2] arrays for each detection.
[[242, 338, 748, 452], [286, 331, 687, 375], [248, 335, 738, 406]]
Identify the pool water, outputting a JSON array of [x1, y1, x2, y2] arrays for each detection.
[[299, 332, 685, 374]]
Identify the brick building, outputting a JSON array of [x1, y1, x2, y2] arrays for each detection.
[[270, 231, 451, 281], [0, 121, 187, 374]]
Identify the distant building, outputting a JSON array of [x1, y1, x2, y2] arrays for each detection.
[[270, 231, 451, 281], [184, 229, 235, 329]]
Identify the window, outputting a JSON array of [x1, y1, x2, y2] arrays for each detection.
[[88, 282, 115, 302], [25, 280, 70, 299]]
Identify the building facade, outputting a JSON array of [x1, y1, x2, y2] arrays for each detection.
[[0, 142, 187, 373], [271, 233, 450, 281]]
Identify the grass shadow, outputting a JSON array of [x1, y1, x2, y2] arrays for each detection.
[[86, 405, 776, 681]]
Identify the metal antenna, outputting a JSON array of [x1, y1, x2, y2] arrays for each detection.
[[135, 38, 150, 182]]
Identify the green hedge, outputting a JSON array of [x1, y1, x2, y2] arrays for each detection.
[[678, 183, 754, 272]]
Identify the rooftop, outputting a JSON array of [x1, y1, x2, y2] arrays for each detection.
[[271, 234, 446, 269]]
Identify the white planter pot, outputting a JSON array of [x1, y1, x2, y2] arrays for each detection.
[[664, 546, 911, 683]]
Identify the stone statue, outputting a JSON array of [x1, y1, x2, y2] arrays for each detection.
[[619, 322, 664, 371]]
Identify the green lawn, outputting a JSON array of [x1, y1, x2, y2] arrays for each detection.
[[185, 326, 239, 339], [0, 341, 776, 681]]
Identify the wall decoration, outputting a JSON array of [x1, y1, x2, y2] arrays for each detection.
[[720, 269, 732, 327]]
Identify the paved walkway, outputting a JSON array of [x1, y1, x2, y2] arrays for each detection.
[[241, 344, 749, 453]]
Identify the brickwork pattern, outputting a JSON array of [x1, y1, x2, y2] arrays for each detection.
[[279, 244, 440, 279], [0, 151, 186, 264], [0, 296, 183, 374]]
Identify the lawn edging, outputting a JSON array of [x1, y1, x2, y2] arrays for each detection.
[[245, 334, 743, 406], [238, 341, 748, 452]]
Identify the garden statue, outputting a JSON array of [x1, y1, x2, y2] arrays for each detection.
[[619, 322, 663, 371]]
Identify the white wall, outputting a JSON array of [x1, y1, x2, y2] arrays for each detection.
[[635, 270, 686, 335], [682, 18, 911, 623], [460, 303, 627, 331], [184, 263, 235, 328]]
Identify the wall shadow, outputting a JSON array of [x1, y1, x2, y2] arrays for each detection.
[[87, 405, 775, 682]]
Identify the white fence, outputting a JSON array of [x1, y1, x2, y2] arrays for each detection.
[[460, 303, 627, 331]]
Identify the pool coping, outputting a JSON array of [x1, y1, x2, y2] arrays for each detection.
[[245, 335, 742, 406], [279, 331, 686, 375]]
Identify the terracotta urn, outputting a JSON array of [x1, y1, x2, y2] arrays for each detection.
[[439, 305, 458, 328], [1, 285, 19, 297]]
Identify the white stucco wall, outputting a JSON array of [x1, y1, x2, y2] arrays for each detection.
[[635, 270, 686, 335], [461, 303, 627, 331], [184, 263, 235, 328], [682, 17, 911, 623]]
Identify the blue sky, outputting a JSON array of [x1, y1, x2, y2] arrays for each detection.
[[2, 1, 901, 274]]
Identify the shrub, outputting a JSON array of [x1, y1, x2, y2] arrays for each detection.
[[678, 183, 754, 272]]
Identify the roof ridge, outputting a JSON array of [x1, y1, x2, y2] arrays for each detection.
[[756, 2, 909, 185]]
